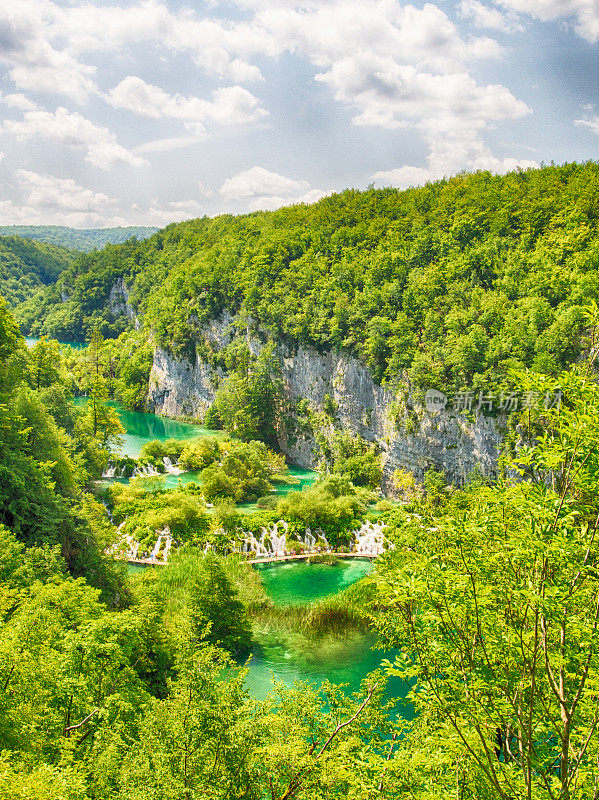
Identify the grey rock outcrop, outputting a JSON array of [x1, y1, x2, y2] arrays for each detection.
[[108, 278, 140, 330], [147, 313, 504, 488]]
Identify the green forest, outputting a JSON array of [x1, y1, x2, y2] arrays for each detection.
[[0, 225, 158, 252], [2, 293, 599, 797], [3, 163, 599, 798], [15, 162, 599, 396], [0, 236, 77, 308]]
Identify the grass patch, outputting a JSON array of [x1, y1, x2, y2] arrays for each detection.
[[306, 553, 341, 566], [251, 576, 376, 636]]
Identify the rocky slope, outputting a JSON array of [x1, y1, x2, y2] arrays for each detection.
[[147, 313, 503, 489]]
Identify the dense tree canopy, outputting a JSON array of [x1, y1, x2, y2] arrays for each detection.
[[0, 235, 76, 307], [15, 162, 599, 395]]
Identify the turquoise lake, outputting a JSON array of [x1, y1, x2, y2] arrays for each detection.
[[244, 559, 410, 712]]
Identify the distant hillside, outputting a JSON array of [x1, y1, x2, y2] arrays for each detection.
[[0, 236, 78, 307], [15, 162, 599, 394], [0, 225, 159, 252]]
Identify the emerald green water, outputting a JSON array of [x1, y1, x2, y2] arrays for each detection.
[[85, 400, 318, 497], [111, 403, 220, 459], [161, 463, 318, 496], [245, 560, 410, 713], [74, 398, 222, 459], [25, 336, 87, 351], [257, 558, 372, 605]]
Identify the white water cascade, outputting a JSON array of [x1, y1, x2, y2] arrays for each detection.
[[303, 529, 316, 548], [265, 520, 288, 556], [132, 463, 160, 477], [354, 520, 387, 555], [102, 462, 127, 478], [163, 456, 184, 475]]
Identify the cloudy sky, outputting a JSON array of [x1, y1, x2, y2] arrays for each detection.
[[0, 0, 597, 228]]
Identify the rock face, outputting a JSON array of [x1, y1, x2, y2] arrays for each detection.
[[108, 278, 139, 330], [148, 346, 223, 419], [147, 314, 504, 488]]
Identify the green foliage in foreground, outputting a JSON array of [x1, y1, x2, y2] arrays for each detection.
[[0, 299, 127, 601], [369, 351, 599, 798], [16, 162, 599, 396], [0, 234, 76, 307], [0, 541, 396, 799]]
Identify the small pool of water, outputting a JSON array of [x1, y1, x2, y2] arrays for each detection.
[[75, 398, 222, 459], [25, 336, 87, 350], [255, 558, 372, 605], [245, 560, 410, 713], [112, 403, 221, 459]]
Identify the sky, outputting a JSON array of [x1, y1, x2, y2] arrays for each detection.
[[0, 0, 597, 228]]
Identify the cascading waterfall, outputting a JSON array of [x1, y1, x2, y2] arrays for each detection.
[[102, 501, 114, 523], [102, 462, 129, 479], [163, 456, 184, 475], [354, 520, 387, 555], [109, 517, 387, 564], [132, 462, 160, 477]]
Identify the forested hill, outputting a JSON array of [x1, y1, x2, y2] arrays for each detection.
[[0, 236, 78, 307], [15, 161, 599, 393], [0, 225, 159, 252]]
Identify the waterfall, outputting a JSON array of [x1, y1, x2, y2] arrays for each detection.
[[132, 463, 160, 477], [102, 501, 114, 523], [354, 520, 387, 555], [304, 528, 316, 548], [102, 462, 116, 478], [241, 531, 270, 556], [150, 535, 163, 560], [264, 520, 287, 556], [163, 456, 184, 475]]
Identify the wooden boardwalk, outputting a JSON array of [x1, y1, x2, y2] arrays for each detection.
[[125, 550, 379, 567], [247, 552, 378, 564]]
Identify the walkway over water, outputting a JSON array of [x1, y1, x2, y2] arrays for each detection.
[[247, 551, 378, 564], [125, 550, 380, 567]]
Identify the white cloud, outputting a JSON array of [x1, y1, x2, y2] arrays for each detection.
[[135, 135, 204, 154], [220, 166, 308, 202], [0, 197, 128, 228], [498, 0, 599, 41], [16, 169, 117, 212], [0, 174, 208, 227], [0, 0, 97, 101], [460, 1, 524, 32], [575, 114, 599, 134], [2, 92, 40, 111], [219, 166, 328, 210], [374, 137, 537, 189], [108, 77, 267, 134], [132, 198, 207, 225], [4, 107, 147, 169], [54, 0, 267, 83], [318, 61, 529, 131], [252, 1, 529, 189], [258, 1, 502, 75]]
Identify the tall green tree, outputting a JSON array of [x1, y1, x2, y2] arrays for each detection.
[[372, 357, 599, 799]]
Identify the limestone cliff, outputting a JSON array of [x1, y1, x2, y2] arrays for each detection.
[[147, 313, 504, 489]]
